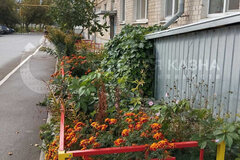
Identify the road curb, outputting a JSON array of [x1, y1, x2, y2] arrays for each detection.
[[39, 58, 58, 160]]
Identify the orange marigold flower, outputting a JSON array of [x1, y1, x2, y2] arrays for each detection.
[[78, 56, 86, 59], [91, 122, 100, 129], [135, 122, 142, 130], [114, 138, 125, 146], [128, 124, 134, 129], [95, 132, 99, 137], [125, 118, 133, 123], [109, 119, 117, 125], [71, 137, 77, 144], [66, 128, 73, 133], [151, 123, 162, 130], [124, 112, 136, 117], [149, 143, 158, 151], [89, 136, 96, 143], [168, 143, 175, 149], [60, 61, 64, 66], [154, 116, 159, 120], [157, 139, 169, 148], [140, 117, 148, 123], [75, 122, 85, 127], [93, 142, 101, 148], [80, 139, 89, 147], [81, 60, 87, 64], [100, 124, 108, 131], [140, 132, 148, 138], [121, 129, 130, 137], [105, 118, 110, 123], [153, 132, 164, 140]]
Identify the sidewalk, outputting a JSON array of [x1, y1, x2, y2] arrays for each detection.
[[0, 47, 56, 160]]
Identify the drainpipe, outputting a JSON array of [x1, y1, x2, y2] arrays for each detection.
[[163, 0, 185, 29]]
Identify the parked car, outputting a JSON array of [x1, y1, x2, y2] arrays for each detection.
[[0, 26, 3, 34], [0, 25, 15, 34]]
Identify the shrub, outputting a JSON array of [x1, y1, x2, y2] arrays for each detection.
[[45, 26, 80, 58], [101, 25, 163, 98]]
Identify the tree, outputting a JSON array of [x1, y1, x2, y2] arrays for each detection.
[[0, 0, 19, 27], [20, 0, 52, 31], [50, 0, 107, 34]]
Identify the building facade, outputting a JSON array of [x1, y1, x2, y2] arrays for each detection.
[[92, 0, 240, 43]]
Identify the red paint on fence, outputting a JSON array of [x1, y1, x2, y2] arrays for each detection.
[[58, 83, 204, 159], [59, 67, 65, 151]]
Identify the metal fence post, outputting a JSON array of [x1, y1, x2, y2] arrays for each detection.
[[216, 141, 225, 160]]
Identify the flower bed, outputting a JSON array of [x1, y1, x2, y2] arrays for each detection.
[[57, 101, 203, 160], [41, 25, 240, 160]]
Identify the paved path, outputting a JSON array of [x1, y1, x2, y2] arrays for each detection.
[[0, 33, 44, 80], [0, 34, 55, 160]]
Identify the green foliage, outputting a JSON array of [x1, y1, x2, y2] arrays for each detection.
[[102, 25, 163, 98], [44, 26, 78, 58], [20, 0, 53, 31], [40, 123, 55, 150], [50, 0, 108, 33], [0, 0, 19, 26], [150, 100, 240, 160]]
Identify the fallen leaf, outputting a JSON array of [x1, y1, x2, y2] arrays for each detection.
[[8, 152, 13, 156]]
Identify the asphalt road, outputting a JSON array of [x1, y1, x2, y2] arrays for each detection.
[[0, 33, 44, 80], [0, 34, 56, 160]]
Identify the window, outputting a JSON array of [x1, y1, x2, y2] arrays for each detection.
[[104, 3, 107, 11], [165, 0, 179, 17], [120, 0, 126, 22], [209, 0, 240, 14], [136, 0, 147, 20]]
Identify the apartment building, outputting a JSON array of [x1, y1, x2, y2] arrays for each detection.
[[92, 0, 240, 43]]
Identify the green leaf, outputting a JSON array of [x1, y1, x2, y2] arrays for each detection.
[[199, 141, 207, 149], [227, 125, 236, 132], [226, 135, 233, 147], [78, 86, 86, 97], [213, 130, 223, 136], [228, 132, 239, 140]]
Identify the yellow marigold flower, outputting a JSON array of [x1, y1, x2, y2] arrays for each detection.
[[149, 143, 158, 151], [121, 129, 130, 137], [153, 132, 163, 140], [151, 123, 162, 130]]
